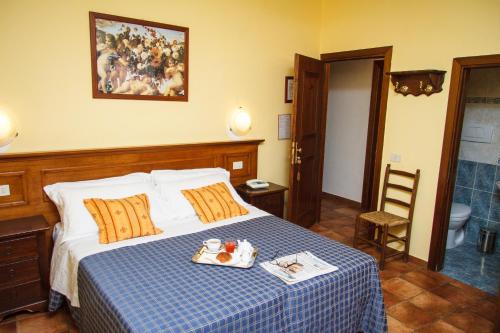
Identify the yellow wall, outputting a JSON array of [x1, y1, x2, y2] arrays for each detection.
[[3, 0, 500, 261], [0, 0, 321, 186], [320, 0, 500, 260]]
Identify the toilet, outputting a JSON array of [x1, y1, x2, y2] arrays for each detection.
[[446, 203, 471, 249]]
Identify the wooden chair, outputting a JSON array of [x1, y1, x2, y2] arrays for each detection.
[[353, 164, 420, 270]]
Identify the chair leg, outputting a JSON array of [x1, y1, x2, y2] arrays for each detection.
[[353, 216, 360, 249], [403, 223, 412, 262], [379, 225, 389, 270]]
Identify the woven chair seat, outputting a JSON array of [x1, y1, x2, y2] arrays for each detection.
[[359, 211, 409, 227]]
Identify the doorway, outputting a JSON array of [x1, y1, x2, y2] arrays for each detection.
[[287, 47, 392, 226], [321, 59, 383, 210], [429, 55, 500, 296]]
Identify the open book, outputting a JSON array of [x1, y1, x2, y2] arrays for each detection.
[[260, 251, 338, 285]]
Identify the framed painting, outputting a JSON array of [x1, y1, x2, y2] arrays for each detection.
[[89, 12, 189, 101], [285, 76, 293, 103]]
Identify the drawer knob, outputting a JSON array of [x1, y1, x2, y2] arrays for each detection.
[[9, 268, 15, 277]]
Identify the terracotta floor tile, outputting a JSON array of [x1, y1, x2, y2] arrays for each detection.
[[466, 298, 498, 323], [409, 291, 456, 316], [382, 277, 424, 300], [431, 283, 483, 308], [334, 207, 360, 218], [379, 268, 401, 280], [383, 290, 403, 308], [415, 320, 465, 333], [384, 259, 424, 274], [387, 315, 413, 333], [0, 322, 16, 333], [387, 301, 437, 329], [401, 270, 449, 290], [443, 310, 494, 333], [17, 311, 70, 333], [309, 223, 329, 233], [448, 279, 492, 299]]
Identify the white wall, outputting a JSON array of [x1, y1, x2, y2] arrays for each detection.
[[322, 59, 374, 202], [459, 68, 500, 165]]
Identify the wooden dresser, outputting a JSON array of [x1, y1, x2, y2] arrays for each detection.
[[0, 216, 49, 320], [236, 182, 288, 218]]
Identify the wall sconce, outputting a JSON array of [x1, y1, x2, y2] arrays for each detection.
[[229, 106, 252, 137], [0, 111, 18, 152]]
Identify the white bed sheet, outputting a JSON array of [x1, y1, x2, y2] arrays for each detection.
[[50, 205, 270, 307]]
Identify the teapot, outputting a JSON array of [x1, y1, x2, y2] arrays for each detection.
[[237, 239, 253, 262]]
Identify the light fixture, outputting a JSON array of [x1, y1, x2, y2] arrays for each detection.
[[0, 110, 18, 152], [229, 106, 252, 137]]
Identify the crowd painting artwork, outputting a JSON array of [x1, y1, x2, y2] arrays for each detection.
[[90, 13, 188, 101]]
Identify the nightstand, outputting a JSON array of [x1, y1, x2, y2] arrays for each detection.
[[236, 182, 288, 218], [0, 216, 50, 320]]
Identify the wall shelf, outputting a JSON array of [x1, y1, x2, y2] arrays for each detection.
[[388, 70, 446, 96]]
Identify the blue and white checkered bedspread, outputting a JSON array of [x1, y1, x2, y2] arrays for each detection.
[[50, 216, 386, 333]]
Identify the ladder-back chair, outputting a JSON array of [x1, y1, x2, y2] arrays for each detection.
[[353, 164, 420, 270]]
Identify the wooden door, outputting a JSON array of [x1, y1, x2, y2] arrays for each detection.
[[287, 54, 324, 227], [361, 60, 384, 211]]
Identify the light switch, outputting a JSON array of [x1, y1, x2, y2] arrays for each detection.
[[390, 153, 401, 163], [232, 161, 243, 170], [0, 185, 10, 196]]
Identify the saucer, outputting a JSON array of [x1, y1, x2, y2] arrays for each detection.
[[204, 245, 222, 254]]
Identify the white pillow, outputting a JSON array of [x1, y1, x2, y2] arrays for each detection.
[[155, 173, 248, 219], [58, 182, 171, 243], [151, 168, 229, 185], [44, 173, 151, 207]]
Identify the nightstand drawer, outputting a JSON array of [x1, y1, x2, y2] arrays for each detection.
[[252, 193, 284, 217], [0, 258, 40, 288], [0, 236, 37, 263], [0, 281, 43, 313]]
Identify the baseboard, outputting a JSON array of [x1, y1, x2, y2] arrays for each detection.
[[321, 192, 361, 209]]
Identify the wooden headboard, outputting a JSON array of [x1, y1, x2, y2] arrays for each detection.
[[0, 140, 264, 225]]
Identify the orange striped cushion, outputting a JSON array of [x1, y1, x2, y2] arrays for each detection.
[[181, 182, 249, 224], [84, 194, 163, 244]]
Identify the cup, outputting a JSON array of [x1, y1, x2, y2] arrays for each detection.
[[203, 239, 222, 252], [225, 239, 236, 253]]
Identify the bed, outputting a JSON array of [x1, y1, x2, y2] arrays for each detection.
[[0, 141, 386, 333]]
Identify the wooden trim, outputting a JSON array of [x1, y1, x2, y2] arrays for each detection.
[[318, 46, 392, 216], [0, 140, 264, 161], [89, 11, 189, 102], [320, 46, 392, 62], [321, 192, 361, 208], [428, 53, 500, 271], [0, 140, 264, 225]]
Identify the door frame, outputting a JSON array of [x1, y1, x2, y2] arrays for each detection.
[[317, 46, 392, 219], [428, 54, 500, 271]]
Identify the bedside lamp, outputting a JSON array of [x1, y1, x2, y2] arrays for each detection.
[[229, 106, 252, 137], [0, 111, 18, 152]]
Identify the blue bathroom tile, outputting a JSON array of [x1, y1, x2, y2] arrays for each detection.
[[470, 190, 492, 219], [442, 242, 500, 294], [495, 165, 500, 194], [487, 222, 500, 254], [465, 216, 487, 244], [456, 160, 476, 188], [490, 194, 500, 223], [474, 163, 496, 192], [453, 186, 473, 206]]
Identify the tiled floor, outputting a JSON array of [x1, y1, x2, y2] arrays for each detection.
[[442, 242, 500, 295], [314, 196, 497, 332], [0, 196, 497, 333]]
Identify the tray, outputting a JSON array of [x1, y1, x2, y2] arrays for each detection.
[[191, 245, 259, 269]]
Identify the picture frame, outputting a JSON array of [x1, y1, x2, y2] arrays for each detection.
[[89, 12, 189, 102], [284, 76, 294, 103], [278, 114, 291, 140]]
